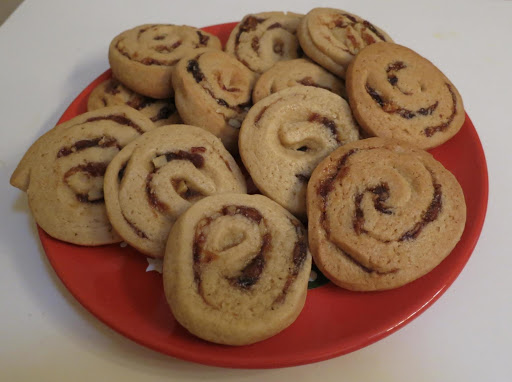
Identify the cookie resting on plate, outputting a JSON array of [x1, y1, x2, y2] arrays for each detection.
[[163, 193, 311, 345], [10, 106, 155, 245], [307, 137, 466, 291], [103, 124, 247, 258]]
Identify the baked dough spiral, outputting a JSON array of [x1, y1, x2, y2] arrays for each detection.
[[346, 42, 465, 149], [225, 12, 303, 74], [163, 193, 311, 345], [109, 24, 221, 99], [239, 86, 359, 219], [307, 137, 466, 291], [10, 106, 155, 245], [252, 58, 346, 103], [172, 48, 257, 153], [87, 77, 181, 126], [297, 8, 393, 78], [103, 124, 247, 258]]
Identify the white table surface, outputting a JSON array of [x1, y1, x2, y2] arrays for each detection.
[[1, 0, 511, 380]]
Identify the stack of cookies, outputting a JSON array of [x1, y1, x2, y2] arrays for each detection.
[[10, 7, 467, 346]]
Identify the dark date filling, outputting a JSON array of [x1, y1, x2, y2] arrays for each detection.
[[327, 14, 388, 54], [234, 17, 265, 69], [64, 162, 108, 203], [365, 84, 439, 120], [365, 62, 457, 136], [116, 40, 179, 67], [114, 161, 148, 239], [105, 79, 122, 95], [317, 148, 443, 274], [297, 76, 333, 91], [154, 41, 182, 53], [192, 205, 307, 306], [253, 105, 341, 148], [365, 81, 454, 132], [353, 183, 393, 235], [105, 80, 175, 118], [145, 149, 206, 213], [116, 27, 210, 66], [385, 61, 412, 95], [273, 218, 308, 304], [196, 31, 210, 46], [150, 104, 176, 122], [84, 114, 146, 134], [399, 183, 442, 241], [233, 15, 297, 70], [423, 83, 458, 137], [57, 136, 120, 158], [308, 112, 341, 143], [186, 57, 252, 116]]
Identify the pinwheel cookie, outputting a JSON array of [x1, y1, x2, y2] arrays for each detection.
[[239, 86, 359, 219], [346, 42, 465, 149], [103, 124, 246, 258], [252, 58, 346, 103], [10, 106, 155, 245], [172, 48, 257, 152], [163, 193, 311, 345], [297, 8, 393, 78], [307, 137, 466, 291], [225, 12, 303, 74], [87, 77, 181, 126], [108, 24, 221, 99]]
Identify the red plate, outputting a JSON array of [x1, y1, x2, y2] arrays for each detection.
[[40, 22, 488, 368]]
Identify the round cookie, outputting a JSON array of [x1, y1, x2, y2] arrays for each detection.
[[297, 8, 393, 78], [252, 58, 346, 103], [103, 124, 247, 258], [87, 77, 181, 126], [225, 12, 303, 74], [163, 193, 312, 345], [346, 42, 465, 149], [307, 137, 467, 291], [239, 86, 359, 220], [108, 24, 221, 99], [172, 48, 257, 153], [9, 106, 155, 245]]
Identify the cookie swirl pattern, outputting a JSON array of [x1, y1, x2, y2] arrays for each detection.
[[307, 138, 466, 291], [9, 106, 155, 245], [346, 42, 465, 149], [109, 24, 221, 99], [103, 125, 247, 258], [239, 86, 359, 219], [87, 78, 181, 126], [252, 58, 346, 103], [172, 49, 257, 152], [297, 8, 393, 78], [225, 12, 303, 74], [163, 193, 311, 345]]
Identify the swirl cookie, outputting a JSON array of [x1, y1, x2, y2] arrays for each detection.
[[346, 42, 465, 149], [307, 137, 466, 291], [163, 193, 311, 345], [10, 106, 155, 245], [108, 24, 221, 99], [252, 58, 346, 103], [87, 77, 181, 126], [225, 12, 303, 74], [103, 125, 247, 258], [172, 48, 257, 152], [297, 8, 393, 78], [239, 86, 359, 219]]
